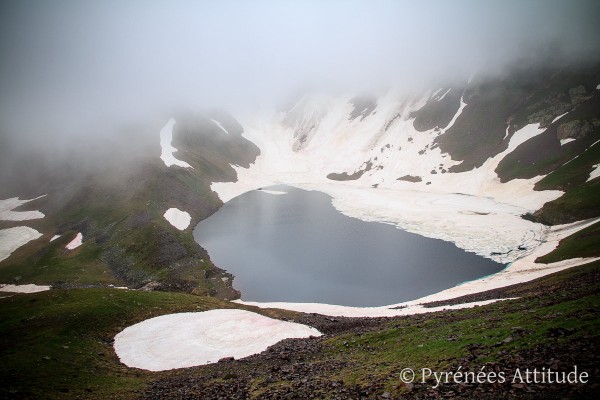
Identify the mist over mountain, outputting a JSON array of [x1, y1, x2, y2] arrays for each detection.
[[1, 0, 599, 154], [2, 3, 600, 398]]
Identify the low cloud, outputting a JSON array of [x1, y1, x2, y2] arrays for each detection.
[[1, 0, 598, 146]]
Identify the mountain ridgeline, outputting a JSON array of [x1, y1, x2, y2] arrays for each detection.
[[0, 112, 260, 297], [1, 61, 599, 295]]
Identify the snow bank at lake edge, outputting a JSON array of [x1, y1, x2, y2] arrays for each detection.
[[234, 217, 600, 317]]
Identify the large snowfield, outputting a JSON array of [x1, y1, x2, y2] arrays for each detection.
[[114, 309, 321, 371]]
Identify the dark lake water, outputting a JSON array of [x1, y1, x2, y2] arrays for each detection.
[[194, 186, 504, 307]]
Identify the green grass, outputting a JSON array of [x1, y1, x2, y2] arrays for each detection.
[[527, 179, 600, 225], [537, 221, 600, 263], [0, 231, 122, 286], [1, 111, 261, 291], [322, 279, 599, 396], [0, 288, 237, 399], [0, 161, 222, 291], [535, 141, 600, 191], [1, 262, 599, 399]]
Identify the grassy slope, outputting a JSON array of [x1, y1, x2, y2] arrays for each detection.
[[0, 113, 259, 296], [534, 141, 600, 191], [526, 179, 600, 225], [323, 276, 598, 398], [1, 261, 597, 399], [524, 141, 600, 226], [537, 221, 600, 263], [0, 166, 215, 290], [0, 230, 120, 286], [410, 87, 462, 132], [0, 289, 236, 399], [431, 61, 599, 176]]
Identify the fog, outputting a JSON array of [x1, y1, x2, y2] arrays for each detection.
[[1, 0, 599, 149]]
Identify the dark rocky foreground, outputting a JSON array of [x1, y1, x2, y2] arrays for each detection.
[[141, 339, 599, 399], [139, 261, 600, 400]]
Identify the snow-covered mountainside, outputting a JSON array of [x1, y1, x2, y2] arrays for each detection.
[[213, 65, 599, 266], [1, 62, 599, 300]]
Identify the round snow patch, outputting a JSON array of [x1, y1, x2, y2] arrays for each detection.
[[113, 309, 321, 371], [163, 208, 191, 230]]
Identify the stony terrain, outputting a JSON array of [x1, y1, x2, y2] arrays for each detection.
[[139, 261, 600, 400]]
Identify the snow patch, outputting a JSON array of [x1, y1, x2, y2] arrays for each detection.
[[114, 309, 321, 371], [65, 233, 83, 250], [159, 118, 193, 168], [258, 189, 287, 195], [437, 88, 451, 101], [235, 298, 512, 318], [0, 227, 42, 263], [0, 196, 45, 221], [502, 123, 544, 156], [108, 284, 129, 290], [443, 95, 466, 131], [0, 283, 51, 293], [560, 138, 576, 146], [210, 119, 229, 134], [587, 164, 600, 182], [50, 234, 61, 242], [164, 208, 191, 230], [552, 112, 569, 124]]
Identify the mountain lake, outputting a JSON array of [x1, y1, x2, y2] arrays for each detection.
[[194, 186, 505, 306]]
